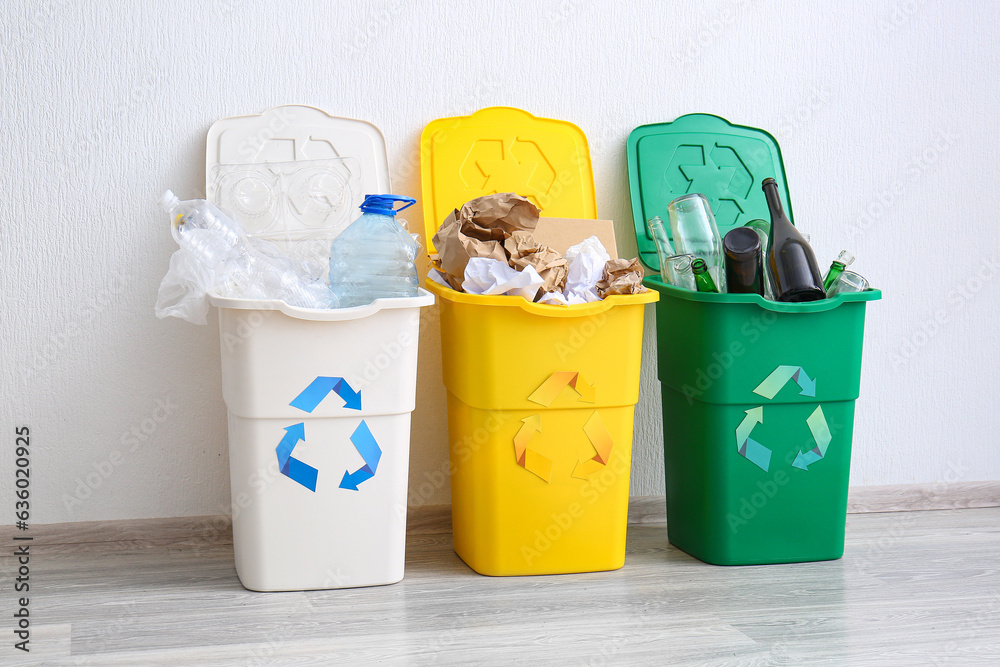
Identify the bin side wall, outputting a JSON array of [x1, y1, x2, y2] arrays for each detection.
[[219, 306, 424, 419], [228, 412, 411, 590], [650, 289, 870, 406], [436, 298, 649, 411], [446, 393, 633, 576], [662, 388, 854, 565]]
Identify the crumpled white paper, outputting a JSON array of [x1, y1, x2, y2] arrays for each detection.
[[461, 257, 544, 300], [427, 268, 452, 288], [561, 235, 611, 303]]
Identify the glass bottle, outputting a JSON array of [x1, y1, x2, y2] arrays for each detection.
[[723, 227, 764, 295], [646, 216, 676, 283], [667, 193, 726, 291], [691, 258, 720, 293], [823, 250, 856, 293], [664, 253, 697, 291], [762, 178, 825, 302], [828, 270, 869, 295]]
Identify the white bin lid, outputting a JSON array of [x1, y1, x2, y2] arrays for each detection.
[[205, 105, 390, 243], [204, 106, 432, 320]]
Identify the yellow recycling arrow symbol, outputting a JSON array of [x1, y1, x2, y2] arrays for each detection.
[[515, 372, 610, 483], [527, 371, 595, 406]]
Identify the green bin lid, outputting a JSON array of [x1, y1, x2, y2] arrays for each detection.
[[627, 114, 794, 272]]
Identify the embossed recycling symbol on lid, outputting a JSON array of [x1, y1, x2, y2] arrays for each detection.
[[665, 143, 753, 228]]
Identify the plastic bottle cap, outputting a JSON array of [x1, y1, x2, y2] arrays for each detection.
[[360, 194, 416, 216], [159, 190, 179, 213]]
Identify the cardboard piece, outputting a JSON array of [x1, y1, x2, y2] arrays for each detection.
[[532, 218, 618, 260]]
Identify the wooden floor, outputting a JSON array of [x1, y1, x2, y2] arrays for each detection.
[[6, 507, 1000, 665]]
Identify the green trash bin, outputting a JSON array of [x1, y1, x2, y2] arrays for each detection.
[[627, 114, 881, 565]]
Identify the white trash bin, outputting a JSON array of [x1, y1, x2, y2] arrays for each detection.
[[203, 105, 433, 590], [211, 294, 432, 591]]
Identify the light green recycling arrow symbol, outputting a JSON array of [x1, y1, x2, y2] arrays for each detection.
[[735, 406, 771, 471], [737, 365, 831, 473], [792, 406, 832, 471], [753, 365, 816, 399]]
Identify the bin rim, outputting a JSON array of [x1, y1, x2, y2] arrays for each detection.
[[208, 288, 435, 321], [425, 279, 656, 317], [643, 276, 880, 313]]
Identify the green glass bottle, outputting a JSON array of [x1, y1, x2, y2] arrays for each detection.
[[691, 258, 720, 293], [823, 250, 856, 293]]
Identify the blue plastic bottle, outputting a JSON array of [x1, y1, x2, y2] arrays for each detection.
[[329, 195, 421, 308]]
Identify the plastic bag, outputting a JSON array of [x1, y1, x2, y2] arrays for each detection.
[[154, 245, 220, 325]]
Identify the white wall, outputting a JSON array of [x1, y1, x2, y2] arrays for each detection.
[[2, 0, 998, 523]]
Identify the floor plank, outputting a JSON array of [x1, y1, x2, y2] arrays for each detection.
[[4, 508, 999, 665]]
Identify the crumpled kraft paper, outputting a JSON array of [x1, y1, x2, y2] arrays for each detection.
[[431, 193, 540, 286], [505, 230, 567, 296], [596, 257, 649, 298]]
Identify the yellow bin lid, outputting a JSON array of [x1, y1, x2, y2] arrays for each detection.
[[420, 107, 597, 254]]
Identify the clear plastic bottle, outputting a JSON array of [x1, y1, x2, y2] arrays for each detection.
[[160, 190, 248, 268], [329, 195, 421, 308], [159, 190, 332, 308]]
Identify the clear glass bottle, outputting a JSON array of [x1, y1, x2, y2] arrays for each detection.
[[667, 193, 726, 292], [646, 215, 676, 283], [828, 270, 869, 295], [663, 253, 698, 291]]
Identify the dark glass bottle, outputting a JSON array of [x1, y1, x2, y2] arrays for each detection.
[[762, 178, 825, 302], [691, 258, 720, 293], [723, 227, 764, 295]]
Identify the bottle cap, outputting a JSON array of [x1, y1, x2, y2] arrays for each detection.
[[723, 227, 761, 259], [360, 194, 416, 216], [159, 190, 180, 213]]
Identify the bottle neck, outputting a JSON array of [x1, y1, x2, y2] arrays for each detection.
[[763, 181, 786, 220]]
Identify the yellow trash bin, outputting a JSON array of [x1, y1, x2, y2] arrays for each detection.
[[421, 107, 657, 575]]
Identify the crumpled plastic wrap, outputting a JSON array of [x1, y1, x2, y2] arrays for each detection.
[[431, 193, 539, 289], [596, 257, 649, 298], [155, 194, 334, 323], [154, 245, 220, 325], [461, 257, 544, 300]]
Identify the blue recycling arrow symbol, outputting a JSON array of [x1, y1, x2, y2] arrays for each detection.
[[276, 422, 318, 492], [339, 421, 382, 491], [290, 376, 362, 412], [276, 376, 380, 492]]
